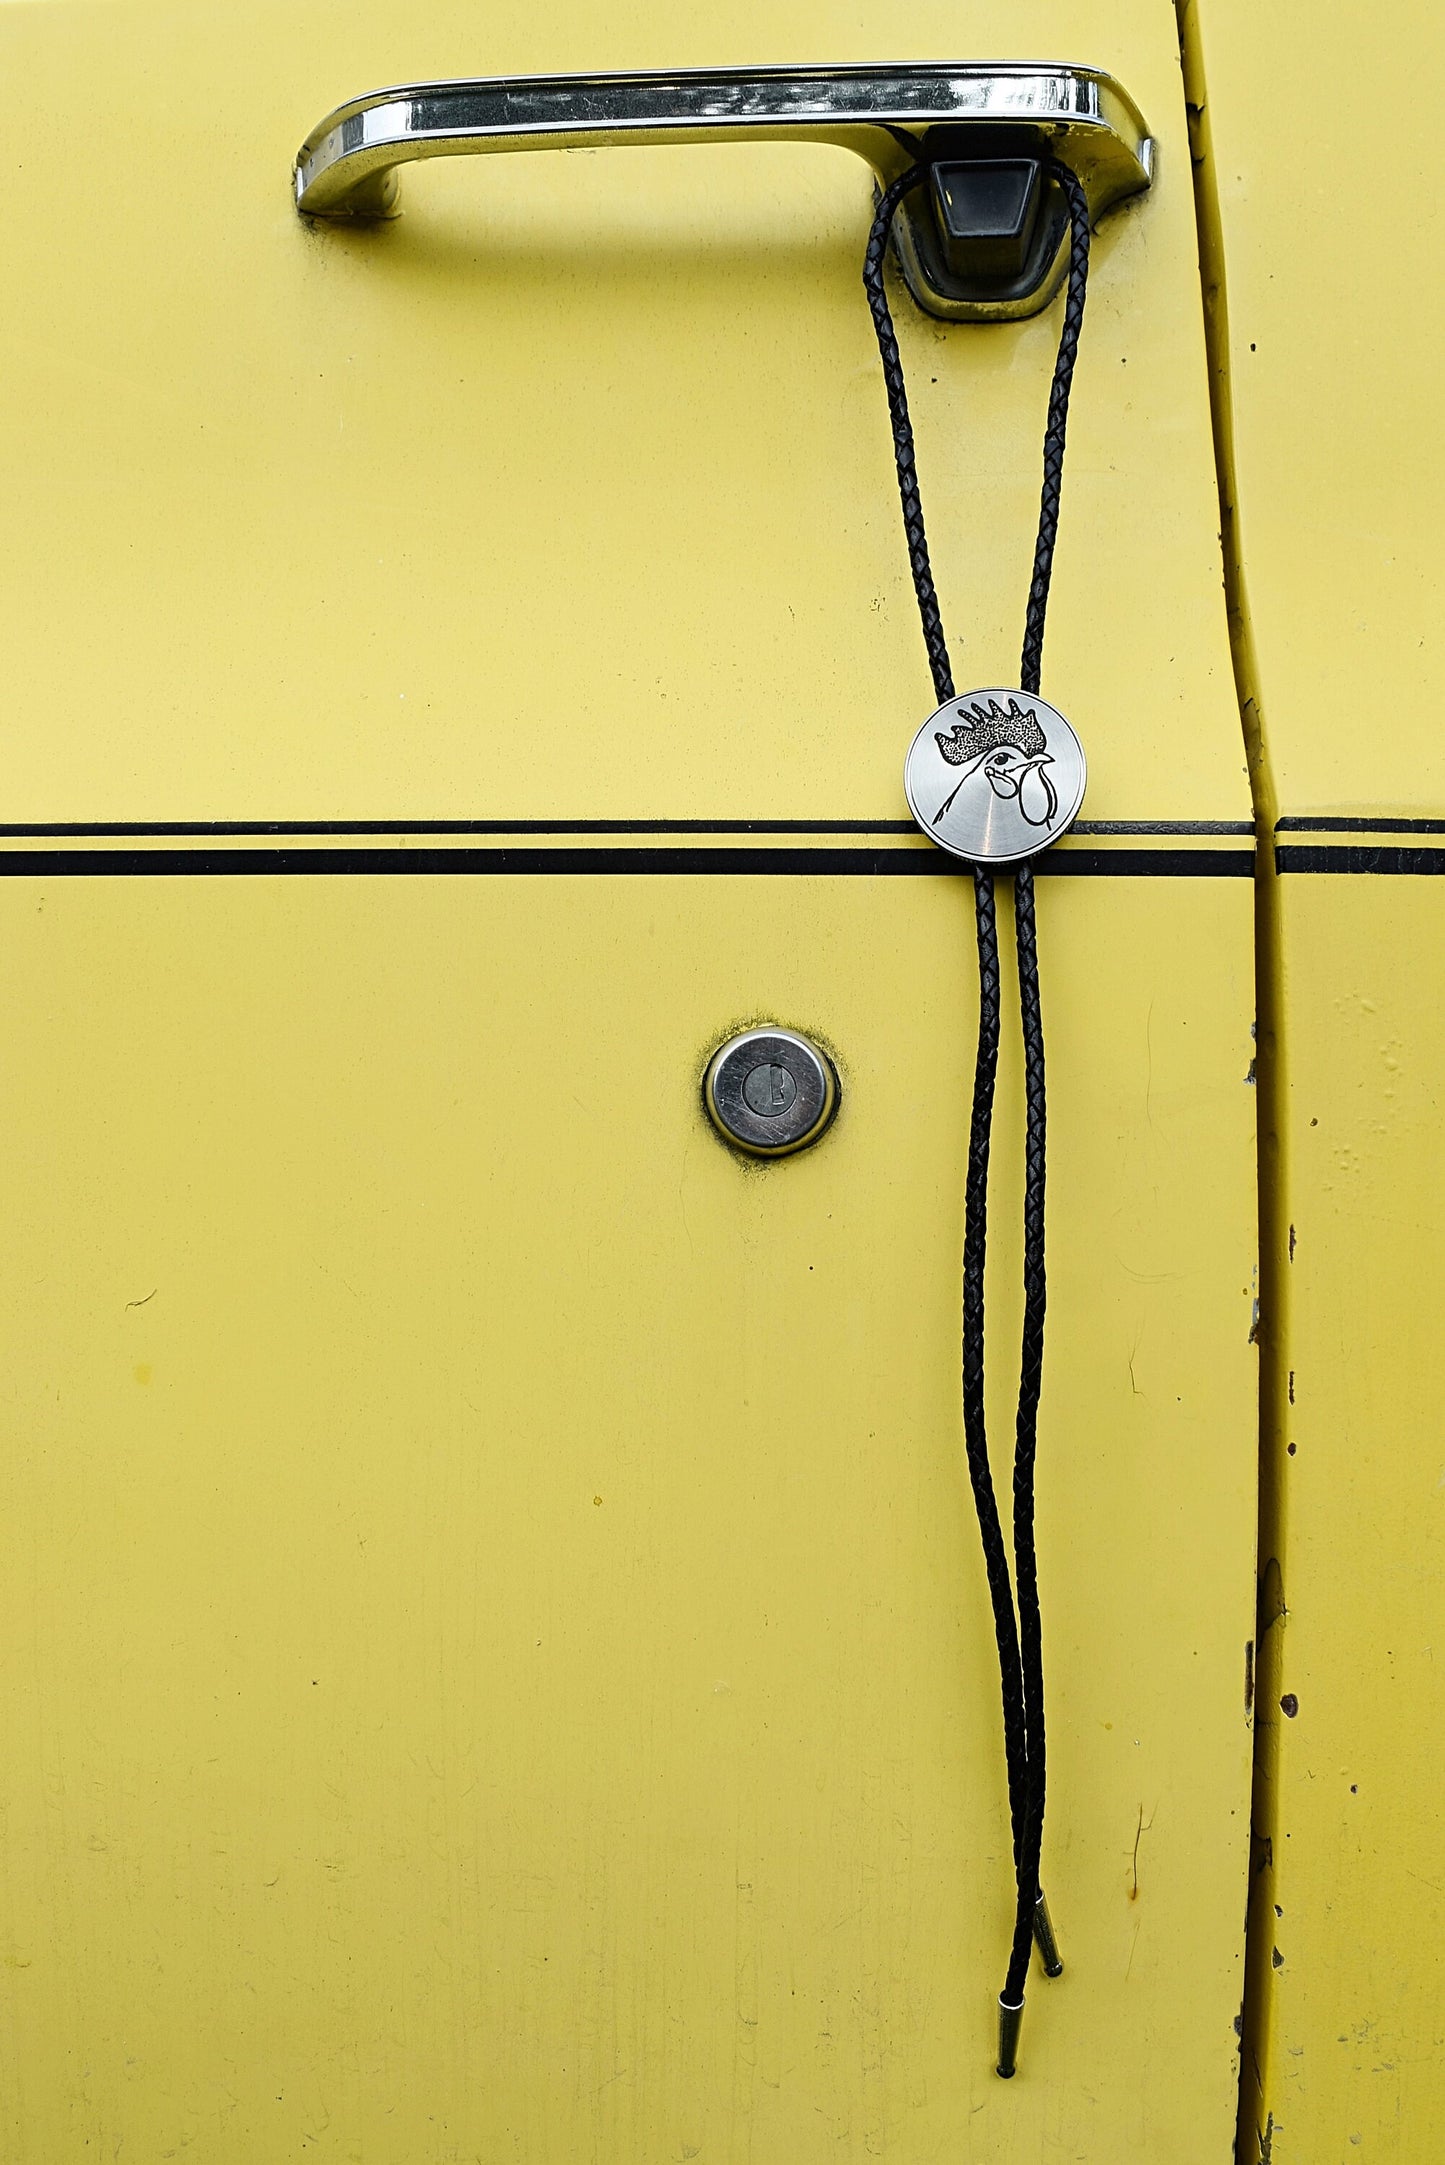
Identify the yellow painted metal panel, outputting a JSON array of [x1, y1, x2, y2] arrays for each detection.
[[0, 0, 1259, 2156], [1182, 0, 1445, 2154], [1257, 876, 1445, 2156], [0, 867, 1255, 2157], [0, 0, 1243, 823], [1181, 1, 1445, 817]]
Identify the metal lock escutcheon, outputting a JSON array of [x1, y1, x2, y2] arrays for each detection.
[[703, 1028, 839, 1158]]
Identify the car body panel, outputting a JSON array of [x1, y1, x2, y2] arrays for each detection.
[[1182, 2, 1445, 2154], [0, 3, 1259, 2157]]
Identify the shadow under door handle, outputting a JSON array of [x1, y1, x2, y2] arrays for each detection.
[[293, 61, 1152, 321]]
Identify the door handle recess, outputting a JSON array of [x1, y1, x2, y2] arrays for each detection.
[[294, 62, 1152, 322]]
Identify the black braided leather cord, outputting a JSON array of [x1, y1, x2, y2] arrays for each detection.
[[1003, 860, 1050, 2004], [1004, 162, 1092, 2013], [862, 174, 1030, 1878], [862, 167, 955, 709], [962, 866, 1032, 1866], [1020, 165, 1092, 700], [862, 160, 1094, 2056]]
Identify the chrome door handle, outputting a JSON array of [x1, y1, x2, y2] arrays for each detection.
[[294, 62, 1152, 322]]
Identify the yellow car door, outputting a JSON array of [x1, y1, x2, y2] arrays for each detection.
[[1183, 2, 1445, 2157], [0, 4, 1256, 2157]]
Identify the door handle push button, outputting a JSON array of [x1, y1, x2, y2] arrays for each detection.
[[703, 1028, 839, 1158]]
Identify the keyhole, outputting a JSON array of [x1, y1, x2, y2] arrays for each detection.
[[742, 1063, 797, 1118]]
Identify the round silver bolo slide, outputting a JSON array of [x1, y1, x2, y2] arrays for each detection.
[[903, 689, 1086, 865]]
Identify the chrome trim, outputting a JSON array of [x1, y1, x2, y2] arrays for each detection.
[[702, 1027, 839, 1158], [1032, 1889, 1064, 1978], [294, 63, 1152, 321], [996, 1994, 1026, 2079]]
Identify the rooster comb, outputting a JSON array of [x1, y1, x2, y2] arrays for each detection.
[[935, 696, 1047, 766]]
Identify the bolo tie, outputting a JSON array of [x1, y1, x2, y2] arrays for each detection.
[[862, 160, 1092, 2080]]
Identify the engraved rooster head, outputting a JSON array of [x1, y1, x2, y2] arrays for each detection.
[[932, 697, 1058, 831]]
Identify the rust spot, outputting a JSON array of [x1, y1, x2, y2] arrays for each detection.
[[1280, 1693, 1299, 1718], [1271, 1946, 1284, 1968], [1288, 1225, 1296, 1261], [1287, 1442, 1297, 1456], [1288, 1370, 1295, 1404], [1244, 1640, 1255, 1713]]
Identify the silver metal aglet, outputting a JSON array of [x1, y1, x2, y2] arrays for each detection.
[[996, 1994, 1025, 2078], [1032, 1889, 1064, 1978]]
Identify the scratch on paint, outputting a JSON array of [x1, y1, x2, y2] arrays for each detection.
[[1123, 1804, 1156, 1984], [1130, 1803, 1156, 1901], [125, 1288, 157, 1309], [1144, 999, 1156, 1127]]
